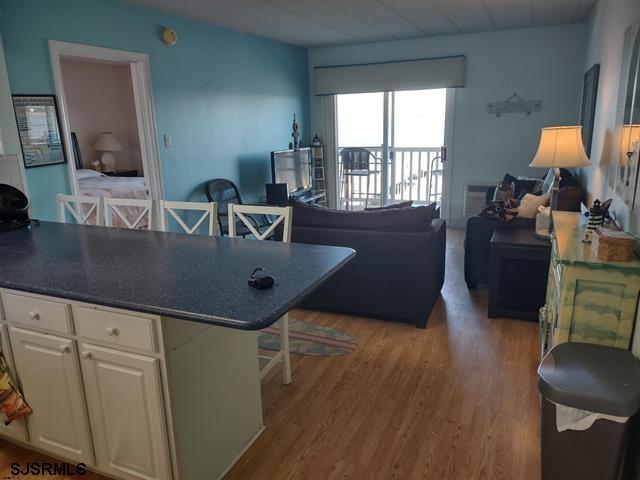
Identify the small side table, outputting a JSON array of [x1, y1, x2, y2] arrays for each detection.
[[489, 228, 551, 320]]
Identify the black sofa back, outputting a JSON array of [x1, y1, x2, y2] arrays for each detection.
[[288, 202, 445, 328]]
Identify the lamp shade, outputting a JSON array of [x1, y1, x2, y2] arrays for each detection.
[[529, 126, 591, 168], [93, 132, 122, 152], [621, 125, 640, 154]]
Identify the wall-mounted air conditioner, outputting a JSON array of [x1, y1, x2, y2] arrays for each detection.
[[464, 184, 494, 217]]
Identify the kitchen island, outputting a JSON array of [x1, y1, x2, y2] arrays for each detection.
[[0, 221, 354, 480]]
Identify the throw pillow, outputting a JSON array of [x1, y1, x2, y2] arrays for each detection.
[[518, 192, 550, 218]]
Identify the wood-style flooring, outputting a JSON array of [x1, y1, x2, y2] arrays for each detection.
[[0, 228, 541, 479]]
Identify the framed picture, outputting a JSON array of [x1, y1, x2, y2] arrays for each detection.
[[580, 64, 600, 158], [12, 95, 67, 168]]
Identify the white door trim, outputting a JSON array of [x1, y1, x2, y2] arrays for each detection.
[[0, 35, 29, 198], [48, 40, 164, 202], [441, 88, 456, 223]]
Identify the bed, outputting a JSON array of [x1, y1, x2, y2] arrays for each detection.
[[77, 169, 150, 228]]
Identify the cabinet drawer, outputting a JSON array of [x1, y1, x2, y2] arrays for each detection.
[[74, 306, 158, 353], [2, 292, 72, 334]]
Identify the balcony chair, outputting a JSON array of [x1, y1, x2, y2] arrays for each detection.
[[340, 148, 375, 210]]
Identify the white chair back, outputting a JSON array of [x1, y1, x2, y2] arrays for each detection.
[[228, 204, 292, 242], [159, 200, 217, 236], [104, 198, 153, 230], [56, 194, 103, 226]]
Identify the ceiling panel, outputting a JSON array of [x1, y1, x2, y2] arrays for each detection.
[[484, 0, 533, 30], [264, 0, 394, 43], [376, 0, 461, 36], [127, 0, 595, 47], [533, 0, 582, 26], [574, 0, 597, 22], [323, 0, 425, 40], [431, 0, 496, 33]]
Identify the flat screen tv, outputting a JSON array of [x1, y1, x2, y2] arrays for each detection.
[[271, 148, 312, 194]]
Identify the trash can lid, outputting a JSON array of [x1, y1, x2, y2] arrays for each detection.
[[538, 342, 640, 417]]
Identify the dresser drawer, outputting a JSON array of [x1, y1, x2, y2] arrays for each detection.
[[2, 292, 73, 334], [74, 306, 158, 353]]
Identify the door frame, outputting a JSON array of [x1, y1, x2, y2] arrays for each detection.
[[48, 40, 164, 202], [0, 35, 29, 198], [441, 88, 456, 223]]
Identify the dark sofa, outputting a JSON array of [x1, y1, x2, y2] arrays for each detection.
[[288, 201, 445, 328], [464, 169, 584, 289]]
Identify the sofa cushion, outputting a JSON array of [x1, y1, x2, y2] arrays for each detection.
[[290, 201, 435, 232]]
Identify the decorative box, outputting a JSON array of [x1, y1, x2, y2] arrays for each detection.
[[591, 227, 637, 262]]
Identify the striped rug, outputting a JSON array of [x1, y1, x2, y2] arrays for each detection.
[[258, 319, 358, 356]]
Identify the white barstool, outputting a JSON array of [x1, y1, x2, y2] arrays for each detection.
[[159, 200, 217, 236], [228, 203, 293, 384], [104, 197, 153, 230], [56, 194, 103, 226]]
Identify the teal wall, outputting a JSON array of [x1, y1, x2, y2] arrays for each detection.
[[0, 0, 309, 220]]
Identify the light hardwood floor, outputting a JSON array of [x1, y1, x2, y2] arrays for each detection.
[[0, 228, 541, 479]]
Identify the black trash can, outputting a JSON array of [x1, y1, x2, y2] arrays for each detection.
[[538, 342, 640, 480]]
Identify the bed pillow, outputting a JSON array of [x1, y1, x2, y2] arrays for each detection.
[[77, 169, 105, 180], [518, 192, 550, 218]]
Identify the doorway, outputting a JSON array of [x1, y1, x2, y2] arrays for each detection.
[[336, 89, 453, 217], [49, 41, 163, 204]]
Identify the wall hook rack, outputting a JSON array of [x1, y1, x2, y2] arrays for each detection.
[[488, 92, 542, 117]]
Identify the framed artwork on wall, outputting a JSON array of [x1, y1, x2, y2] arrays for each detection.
[[580, 63, 600, 158], [12, 95, 67, 168]]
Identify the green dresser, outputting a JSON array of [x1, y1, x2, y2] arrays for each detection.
[[540, 212, 640, 358]]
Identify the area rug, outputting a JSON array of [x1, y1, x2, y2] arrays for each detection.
[[258, 320, 357, 356]]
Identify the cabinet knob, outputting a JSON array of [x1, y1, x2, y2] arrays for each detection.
[[28, 311, 39, 321], [80, 351, 91, 359], [58, 345, 69, 353], [106, 327, 118, 337]]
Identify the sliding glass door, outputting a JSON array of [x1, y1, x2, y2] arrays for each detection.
[[336, 89, 449, 212]]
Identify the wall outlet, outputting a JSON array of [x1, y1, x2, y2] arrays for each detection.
[[164, 134, 172, 148]]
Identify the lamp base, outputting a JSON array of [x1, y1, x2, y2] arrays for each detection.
[[100, 151, 116, 173]]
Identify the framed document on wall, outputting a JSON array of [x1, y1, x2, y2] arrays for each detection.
[[12, 95, 66, 168]]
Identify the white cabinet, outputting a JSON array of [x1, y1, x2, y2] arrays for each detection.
[[79, 343, 171, 480], [0, 290, 264, 480], [8, 327, 94, 464]]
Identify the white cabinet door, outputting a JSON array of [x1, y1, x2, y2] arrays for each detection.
[[8, 327, 94, 464], [0, 324, 28, 442], [80, 343, 171, 480]]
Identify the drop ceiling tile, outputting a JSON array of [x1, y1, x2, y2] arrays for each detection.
[[483, 0, 533, 29], [323, 0, 425, 40], [377, 0, 461, 35], [431, 0, 496, 33], [533, 0, 581, 25], [574, 0, 596, 22], [264, 0, 394, 43]]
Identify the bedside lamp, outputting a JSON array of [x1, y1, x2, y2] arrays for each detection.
[[621, 125, 640, 162], [529, 126, 591, 231], [94, 132, 122, 173]]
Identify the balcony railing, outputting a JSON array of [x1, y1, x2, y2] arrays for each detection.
[[338, 146, 443, 210]]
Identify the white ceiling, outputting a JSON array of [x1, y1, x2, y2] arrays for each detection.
[[129, 0, 595, 48]]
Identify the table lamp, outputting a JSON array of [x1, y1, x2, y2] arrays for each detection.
[[529, 126, 591, 233], [94, 132, 122, 173]]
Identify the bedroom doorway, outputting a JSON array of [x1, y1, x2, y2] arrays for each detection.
[[49, 41, 163, 206]]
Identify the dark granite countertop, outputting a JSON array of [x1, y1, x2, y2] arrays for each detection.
[[0, 222, 355, 330]]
